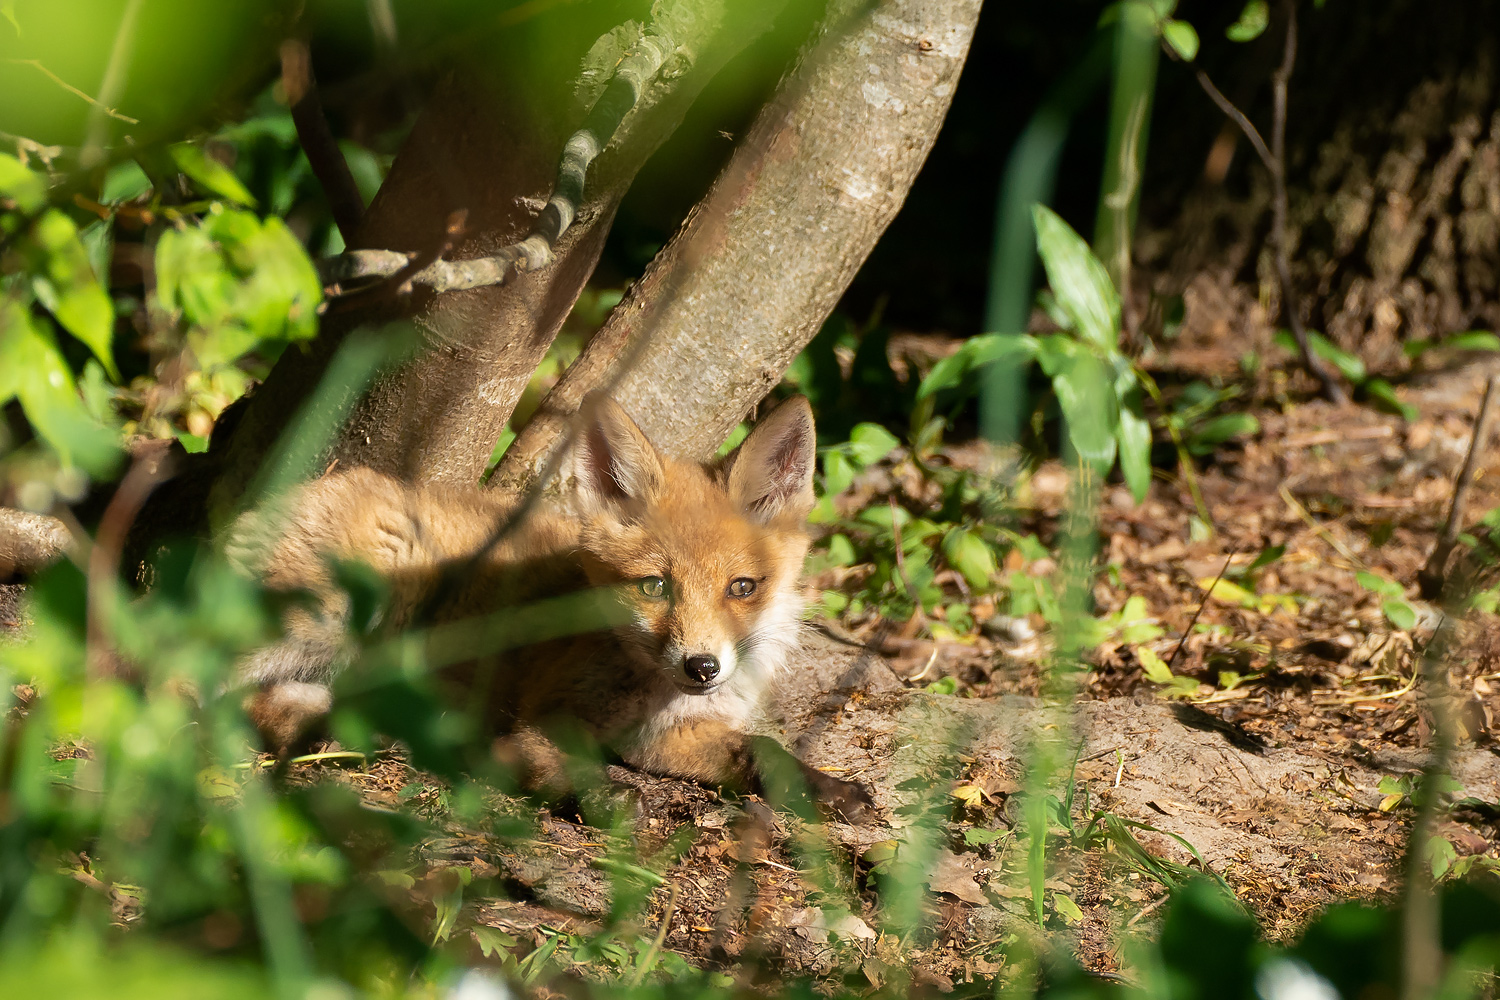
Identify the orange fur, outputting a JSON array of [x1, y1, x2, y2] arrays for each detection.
[[229, 395, 873, 821]]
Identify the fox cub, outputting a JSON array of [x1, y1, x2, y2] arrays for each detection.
[[229, 394, 874, 821]]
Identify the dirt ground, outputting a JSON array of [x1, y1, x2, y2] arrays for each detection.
[[11, 345, 1500, 986], [249, 350, 1500, 986]]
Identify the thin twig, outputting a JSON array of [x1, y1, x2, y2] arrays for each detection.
[[1166, 549, 1235, 673], [320, 28, 677, 296], [630, 883, 681, 987], [323, 208, 468, 313], [4, 58, 139, 125], [1269, 0, 1346, 404], [1192, 69, 1273, 173], [1192, 1, 1346, 404], [281, 38, 365, 243], [1418, 373, 1500, 599]]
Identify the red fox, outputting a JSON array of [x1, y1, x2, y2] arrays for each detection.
[[228, 394, 874, 822]]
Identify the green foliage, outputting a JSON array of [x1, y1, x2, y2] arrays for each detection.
[[1273, 329, 1419, 421], [1226, 0, 1270, 41]]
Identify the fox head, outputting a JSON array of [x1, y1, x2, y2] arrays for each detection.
[[568, 394, 816, 698]]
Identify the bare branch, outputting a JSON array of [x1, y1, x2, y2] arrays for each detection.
[[1269, 0, 1346, 404], [281, 38, 366, 244], [1418, 374, 1500, 599], [1192, 69, 1274, 173], [0, 507, 73, 579], [319, 30, 676, 297], [1192, 0, 1347, 405]]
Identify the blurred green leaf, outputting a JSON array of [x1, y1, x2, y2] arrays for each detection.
[[28, 208, 117, 378], [169, 142, 257, 206], [1382, 599, 1416, 632], [0, 302, 121, 475], [99, 159, 152, 204], [1274, 329, 1366, 385], [1226, 0, 1269, 41], [156, 209, 322, 368], [0, 152, 46, 212], [1186, 412, 1259, 455], [916, 332, 1038, 401], [822, 449, 856, 497], [1117, 390, 1152, 502], [1162, 19, 1199, 60], [847, 422, 900, 466], [1032, 205, 1121, 351], [942, 527, 998, 592], [1363, 379, 1417, 422], [1355, 571, 1405, 599], [1038, 336, 1118, 465]]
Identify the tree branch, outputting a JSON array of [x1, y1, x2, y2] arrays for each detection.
[[319, 31, 676, 297], [281, 38, 366, 244], [1192, 68, 1274, 174], [1418, 374, 1500, 599], [494, 0, 983, 484]]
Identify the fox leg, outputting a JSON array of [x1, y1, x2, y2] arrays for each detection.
[[630, 721, 876, 824]]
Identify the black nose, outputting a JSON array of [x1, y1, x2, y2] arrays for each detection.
[[684, 654, 720, 684]]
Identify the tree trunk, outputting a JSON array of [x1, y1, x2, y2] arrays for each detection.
[[201, 0, 790, 522], [1143, 0, 1500, 376], [496, 0, 982, 485]]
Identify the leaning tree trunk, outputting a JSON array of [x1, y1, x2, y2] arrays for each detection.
[[200, 0, 789, 522], [495, 0, 982, 485]]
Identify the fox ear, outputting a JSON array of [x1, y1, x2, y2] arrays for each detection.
[[571, 394, 665, 512], [727, 396, 816, 524]]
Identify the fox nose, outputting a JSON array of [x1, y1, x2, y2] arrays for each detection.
[[683, 654, 720, 684]]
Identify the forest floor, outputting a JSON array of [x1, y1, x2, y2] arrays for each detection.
[[246, 345, 1500, 989], [8, 339, 1500, 990]]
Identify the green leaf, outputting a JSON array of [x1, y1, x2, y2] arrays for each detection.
[[847, 422, 901, 466], [1427, 834, 1457, 880], [824, 533, 857, 567], [1052, 892, 1084, 924], [925, 676, 958, 695], [0, 303, 121, 475], [963, 827, 1007, 846], [1383, 599, 1417, 632], [1245, 544, 1285, 574], [1187, 412, 1260, 455], [1226, 0, 1269, 41], [168, 142, 257, 206], [1363, 378, 1418, 422], [1355, 571, 1405, 599], [1117, 390, 1152, 503], [99, 159, 151, 204], [29, 209, 116, 378], [916, 333, 1038, 400], [1137, 646, 1174, 685], [1162, 19, 1199, 60], [0, 152, 46, 212], [1045, 340, 1118, 465], [1032, 205, 1121, 351], [1441, 331, 1500, 353], [942, 527, 998, 592], [155, 209, 323, 367], [1274, 329, 1366, 385], [822, 449, 856, 497]]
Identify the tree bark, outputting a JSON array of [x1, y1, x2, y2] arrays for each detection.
[[495, 0, 982, 486], [202, 1, 790, 522]]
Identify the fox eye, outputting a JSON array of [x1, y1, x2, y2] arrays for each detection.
[[727, 578, 756, 598], [638, 576, 666, 599]]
